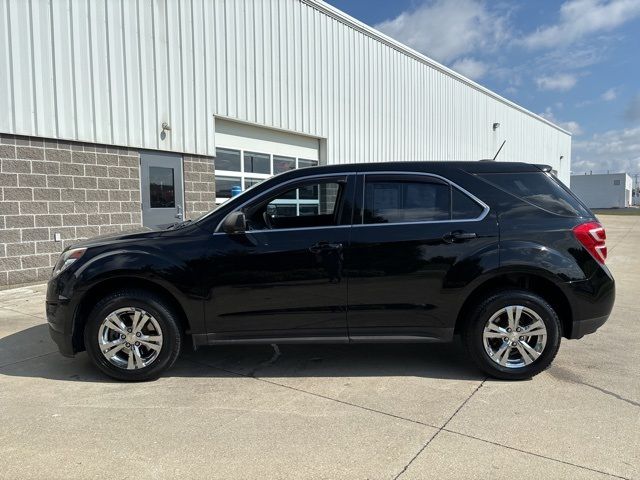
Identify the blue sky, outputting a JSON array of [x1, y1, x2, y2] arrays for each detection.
[[326, 0, 640, 175]]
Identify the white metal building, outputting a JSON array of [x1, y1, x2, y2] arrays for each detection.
[[0, 0, 571, 286], [570, 173, 633, 209]]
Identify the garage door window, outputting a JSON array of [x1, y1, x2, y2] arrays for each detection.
[[215, 148, 320, 203]]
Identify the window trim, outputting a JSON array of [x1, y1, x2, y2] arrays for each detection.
[[357, 171, 489, 227]]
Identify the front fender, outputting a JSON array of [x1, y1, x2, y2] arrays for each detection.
[[61, 248, 204, 338]]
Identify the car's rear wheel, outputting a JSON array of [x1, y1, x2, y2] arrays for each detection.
[[84, 290, 182, 381], [462, 290, 561, 380]]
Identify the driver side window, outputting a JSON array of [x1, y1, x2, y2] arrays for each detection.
[[246, 179, 344, 230]]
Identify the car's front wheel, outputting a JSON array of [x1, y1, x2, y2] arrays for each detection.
[[84, 290, 182, 381], [462, 290, 561, 380]]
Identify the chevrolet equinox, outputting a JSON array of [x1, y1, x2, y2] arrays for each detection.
[[47, 162, 615, 381]]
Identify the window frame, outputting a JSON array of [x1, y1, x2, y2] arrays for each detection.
[[214, 172, 354, 234], [214, 146, 319, 204], [356, 172, 489, 227]]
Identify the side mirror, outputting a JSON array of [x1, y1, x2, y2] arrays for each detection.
[[222, 211, 246, 234]]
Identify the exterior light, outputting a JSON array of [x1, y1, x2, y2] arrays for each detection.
[[493, 122, 500, 131]]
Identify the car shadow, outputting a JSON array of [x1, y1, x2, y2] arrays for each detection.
[[0, 323, 484, 383]]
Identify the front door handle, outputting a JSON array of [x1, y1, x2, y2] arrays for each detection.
[[309, 242, 343, 254], [443, 231, 477, 243]]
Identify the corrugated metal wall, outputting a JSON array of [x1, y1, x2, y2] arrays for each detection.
[[0, 0, 571, 182]]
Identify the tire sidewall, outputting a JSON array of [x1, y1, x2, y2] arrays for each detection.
[[466, 291, 561, 379], [84, 291, 181, 381]]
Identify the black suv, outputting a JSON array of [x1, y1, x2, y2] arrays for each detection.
[[47, 162, 615, 381]]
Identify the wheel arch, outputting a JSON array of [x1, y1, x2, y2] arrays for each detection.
[[454, 271, 573, 338], [71, 277, 191, 353]]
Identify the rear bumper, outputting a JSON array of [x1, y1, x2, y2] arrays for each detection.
[[569, 314, 610, 339], [564, 267, 615, 339]]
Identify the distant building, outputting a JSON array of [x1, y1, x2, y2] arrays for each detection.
[[570, 173, 632, 208]]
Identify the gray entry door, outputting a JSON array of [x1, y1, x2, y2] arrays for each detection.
[[140, 151, 184, 228]]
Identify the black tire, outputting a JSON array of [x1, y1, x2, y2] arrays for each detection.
[[462, 290, 561, 380], [84, 289, 182, 381]]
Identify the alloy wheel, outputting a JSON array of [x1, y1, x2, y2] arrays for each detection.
[[97, 307, 163, 370], [482, 305, 547, 368]]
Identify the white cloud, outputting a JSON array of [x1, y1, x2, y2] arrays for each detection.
[[374, 0, 509, 63], [624, 94, 640, 122], [451, 58, 488, 80], [523, 0, 640, 50], [601, 88, 618, 101], [535, 73, 578, 91], [572, 126, 640, 173], [540, 107, 584, 135]]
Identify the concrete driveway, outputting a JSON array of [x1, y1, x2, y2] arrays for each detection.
[[1, 215, 638, 480]]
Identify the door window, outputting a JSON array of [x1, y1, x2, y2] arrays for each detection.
[[364, 179, 450, 224], [246, 179, 343, 230], [149, 167, 175, 208]]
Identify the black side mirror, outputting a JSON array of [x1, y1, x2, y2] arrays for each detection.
[[222, 211, 246, 234]]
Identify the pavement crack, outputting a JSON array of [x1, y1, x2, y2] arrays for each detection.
[[182, 357, 435, 428], [392, 378, 487, 480], [0, 351, 57, 370], [0, 305, 45, 321], [549, 366, 640, 408], [440, 429, 632, 480]]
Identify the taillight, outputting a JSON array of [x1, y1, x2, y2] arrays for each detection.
[[573, 222, 607, 264]]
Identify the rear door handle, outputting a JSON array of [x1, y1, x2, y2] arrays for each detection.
[[443, 231, 477, 243], [309, 242, 343, 254]]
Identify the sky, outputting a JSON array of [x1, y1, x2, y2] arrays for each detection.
[[325, 0, 640, 175]]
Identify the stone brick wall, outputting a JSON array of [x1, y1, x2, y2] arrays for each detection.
[[0, 134, 142, 286], [183, 154, 216, 220]]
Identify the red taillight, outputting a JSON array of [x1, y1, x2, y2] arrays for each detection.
[[573, 222, 607, 264]]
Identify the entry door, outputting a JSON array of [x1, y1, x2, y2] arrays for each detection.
[[140, 152, 184, 228], [203, 174, 356, 341], [345, 173, 498, 341]]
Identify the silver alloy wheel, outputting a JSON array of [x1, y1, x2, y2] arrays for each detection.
[[97, 307, 163, 370], [482, 305, 547, 369]]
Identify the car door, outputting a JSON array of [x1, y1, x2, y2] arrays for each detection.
[[345, 172, 498, 341], [203, 173, 356, 342]]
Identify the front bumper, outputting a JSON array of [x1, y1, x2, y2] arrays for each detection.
[[46, 278, 76, 357]]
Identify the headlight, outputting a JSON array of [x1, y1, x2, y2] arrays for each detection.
[[52, 248, 87, 276]]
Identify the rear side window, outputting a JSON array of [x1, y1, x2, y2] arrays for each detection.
[[363, 177, 486, 224], [364, 180, 449, 224], [479, 172, 590, 217], [452, 188, 484, 219]]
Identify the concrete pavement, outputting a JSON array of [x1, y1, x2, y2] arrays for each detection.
[[0, 215, 638, 479]]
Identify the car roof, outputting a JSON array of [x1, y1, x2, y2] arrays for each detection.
[[281, 161, 549, 177]]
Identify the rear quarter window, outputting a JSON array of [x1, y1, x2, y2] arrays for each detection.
[[479, 172, 590, 217]]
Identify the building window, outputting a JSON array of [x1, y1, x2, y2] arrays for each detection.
[[216, 148, 241, 172], [149, 167, 175, 208], [215, 176, 242, 198], [614, 180, 621, 186], [214, 148, 319, 204], [244, 151, 271, 174]]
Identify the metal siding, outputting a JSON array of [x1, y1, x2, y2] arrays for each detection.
[[1, 0, 570, 180]]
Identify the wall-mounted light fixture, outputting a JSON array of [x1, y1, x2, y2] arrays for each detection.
[[560, 155, 564, 161], [160, 122, 171, 140], [492, 122, 500, 131]]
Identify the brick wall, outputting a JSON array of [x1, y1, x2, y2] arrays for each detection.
[[183, 154, 216, 220], [0, 134, 142, 286]]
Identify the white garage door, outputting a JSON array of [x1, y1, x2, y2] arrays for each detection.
[[214, 118, 320, 203]]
